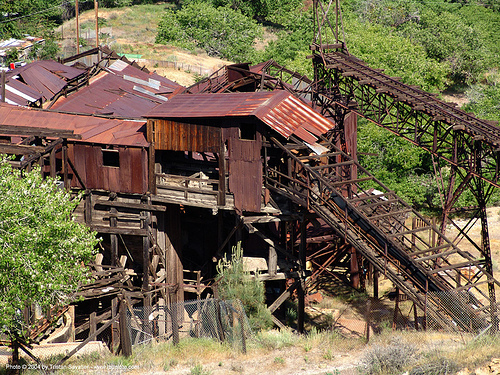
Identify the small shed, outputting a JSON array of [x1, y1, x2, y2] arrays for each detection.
[[0, 103, 149, 194]]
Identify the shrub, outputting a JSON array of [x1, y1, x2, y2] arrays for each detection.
[[409, 357, 459, 375], [156, 2, 262, 62], [361, 337, 418, 374], [216, 242, 273, 331]]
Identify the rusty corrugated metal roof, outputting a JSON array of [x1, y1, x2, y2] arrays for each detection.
[[0, 103, 148, 147], [51, 60, 183, 117], [144, 91, 336, 142], [7, 60, 87, 102], [0, 77, 43, 106]]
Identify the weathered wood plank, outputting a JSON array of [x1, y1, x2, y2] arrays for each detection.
[[94, 199, 166, 212]]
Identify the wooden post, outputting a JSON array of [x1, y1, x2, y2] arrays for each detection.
[[50, 147, 56, 178], [94, 0, 99, 47], [119, 298, 132, 357], [158, 298, 166, 339], [68, 305, 76, 342], [62, 140, 69, 190], [413, 302, 419, 331], [110, 194, 118, 266], [171, 303, 179, 345], [423, 280, 428, 330], [111, 298, 119, 352], [90, 311, 97, 337], [218, 139, 226, 206], [142, 200, 150, 292], [392, 287, 399, 330], [164, 204, 183, 303], [148, 143, 156, 194], [238, 313, 246, 354], [75, 0, 80, 55], [1, 71, 5, 103], [350, 247, 360, 289], [297, 219, 307, 334], [365, 299, 371, 342], [268, 240, 277, 277], [143, 294, 152, 342], [373, 269, 379, 300]]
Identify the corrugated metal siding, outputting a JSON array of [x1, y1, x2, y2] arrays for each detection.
[[151, 119, 221, 153], [69, 143, 147, 194], [224, 126, 262, 213]]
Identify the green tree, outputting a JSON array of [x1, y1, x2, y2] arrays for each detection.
[[216, 242, 273, 331], [156, 2, 262, 62], [464, 79, 500, 123], [4, 48, 19, 67], [0, 159, 98, 338], [0, 0, 63, 39], [357, 121, 441, 211], [28, 38, 60, 61], [344, 17, 451, 92]]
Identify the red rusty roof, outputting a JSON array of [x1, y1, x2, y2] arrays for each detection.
[[51, 59, 183, 117], [145, 91, 336, 144], [7, 60, 87, 102], [0, 103, 148, 147], [0, 78, 43, 106]]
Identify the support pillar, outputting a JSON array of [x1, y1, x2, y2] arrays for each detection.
[[297, 218, 307, 334]]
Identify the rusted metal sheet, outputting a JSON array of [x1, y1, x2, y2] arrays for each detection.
[[11, 63, 69, 101], [0, 103, 148, 147], [145, 91, 336, 144], [224, 126, 262, 213], [149, 119, 221, 152], [52, 65, 182, 117], [68, 143, 147, 194], [0, 78, 43, 106], [12, 60, 86, 81]]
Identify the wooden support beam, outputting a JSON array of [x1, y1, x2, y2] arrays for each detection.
[[142, 205, 151, 291], [91, 226, 147, 236], [218, 138, 226, 206], [268, 280, 300, 313], [0, 125, 81, 139], [94, 199, 166, 212], [268, 239, 277, 278], [0, 144, 45, 154], [119, 299, 132, 357], [298, 219, 307, 334], [148, 143, 156, 194], [111, 298, 119, 353], [57, 314, 119, 366]]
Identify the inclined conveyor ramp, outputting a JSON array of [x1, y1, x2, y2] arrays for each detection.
[[265, 135, 500, 333]]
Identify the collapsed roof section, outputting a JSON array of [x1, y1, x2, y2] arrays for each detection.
[[0, 102, 147, 147], [4, 60, 88, 106], [51, 59, 183, 118]]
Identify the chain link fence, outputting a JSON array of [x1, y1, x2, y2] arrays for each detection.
[[127, 299, 251, 352], [306, 289, 499, 344]]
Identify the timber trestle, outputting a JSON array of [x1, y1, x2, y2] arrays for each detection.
[[264, 135, 500, 332]]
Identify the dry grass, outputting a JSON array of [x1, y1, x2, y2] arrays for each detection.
[[56, 4, 232, 87]]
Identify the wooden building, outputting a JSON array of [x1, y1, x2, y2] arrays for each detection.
[[0, 83, 349, 339]]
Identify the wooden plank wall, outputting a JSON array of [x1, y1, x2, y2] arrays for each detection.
[[148, 119, 221, 153], [69, 144, 148, 194]]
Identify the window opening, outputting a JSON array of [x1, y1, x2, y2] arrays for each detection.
[[102, 149, 120, 167]]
